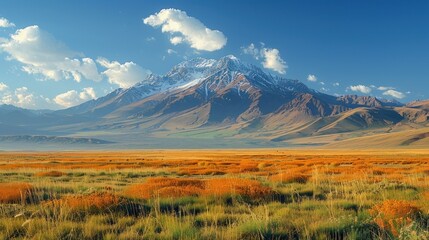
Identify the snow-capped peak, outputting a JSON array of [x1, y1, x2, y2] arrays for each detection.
[[215, 55, 248, 72], [63, 55, 315, 115], [173, 57, 216, 69], [224, 54, 238, 60]]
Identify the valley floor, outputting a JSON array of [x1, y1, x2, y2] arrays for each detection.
[[1, 149, 429, 239]]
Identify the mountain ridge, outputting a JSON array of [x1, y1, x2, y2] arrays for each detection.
[[0, 55, 427, 149]]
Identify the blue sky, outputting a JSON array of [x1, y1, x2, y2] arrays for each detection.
[[0, 0, 427, 109]]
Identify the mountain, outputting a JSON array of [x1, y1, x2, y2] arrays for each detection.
[[324, 127, 429, 149], [393, 100, 429, 123], [89, 56, 406, 135], [1, 55, 427, 149], [0, 104, 50, 122], [407, 100, 429, 109], [55, 55, 402, 124], [56, 58, 218, 117], [336, 95, 403, 108]]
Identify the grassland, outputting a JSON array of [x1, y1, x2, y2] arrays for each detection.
[[1, 150, 429, 239]]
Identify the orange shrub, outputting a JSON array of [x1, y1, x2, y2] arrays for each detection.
[[35, 171, 66, 177], [204, 178, 272, 198], [124, 177, 272, 199], [48, 192, 121, 211], [269, 172, 310, 183], [178, 168, 226, 176], [370, 200, 421, 236], [422, 191, 429, 200], [124, 177, 204, 199], [0, 182, 33, 203]]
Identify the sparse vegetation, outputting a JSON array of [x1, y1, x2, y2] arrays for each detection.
[[1, 150, 429, 239]]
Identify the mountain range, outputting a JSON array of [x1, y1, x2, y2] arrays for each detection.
[[1, 55, 428, 149]]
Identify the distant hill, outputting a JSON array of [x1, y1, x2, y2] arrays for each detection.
[[0, 135, 113, 144]]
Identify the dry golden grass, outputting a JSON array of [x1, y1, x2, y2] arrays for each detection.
[[0, 182, 33, 203], [204, 178, 272, 198], [0, 150, 427, 183], [124, 177, 272, 199], [269, 167, 312, 183], [46, 192, 121, 212], [124, 177, 205, 199], [35, 170, 66, 177], [270, 173, 310, 183], [370, 200, 422, 236], [1, 150, 428, 191], [1, 150, 429, 239]]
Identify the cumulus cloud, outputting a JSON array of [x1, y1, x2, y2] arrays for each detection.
[[261, 48, 287, 74], [242, 43, 287, 74], [382, 89, 405, 99], [0, 82, 8, 91], [54, 87, 97, 108], [333, 82, 340, 86], [97, 58, 151, 88], [15, 87, 34, 107], [0, 17, 15, 28], [1, 87, 35, 108], [1, 85, 135, 109], [143, 8, 227, 51], [0, 25, 101, 82], [350, 85, 372, 94], [307, 74, 317, 82]]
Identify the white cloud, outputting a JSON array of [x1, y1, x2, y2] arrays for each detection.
[[350, 85, 372, 94], [382, 89, 405, 99], [242, 43, 287, 74], [1, 87, 35, 108], [0, 82, 8, 91], [1, 94, 13, 105], [170, 36, 183, 45], [333, 82, 340, 86], [80, 87, 96, 100], [0, 17, 15, 28], [241, 43, 260, 59], [0, 25, 101, 82], [377, 86, 395, 91], [167, 49, 177, 54], [307, 74, 317, 82], [143, 8, 227, 51], [54, 87, 97, 108], [15, 87, 34, 107], [97, 58, 151, 88], [320, 81, 325, 85], [261, 48, 287, 74]]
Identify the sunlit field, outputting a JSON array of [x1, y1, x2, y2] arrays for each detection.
[[1, 150, 429, 239]]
